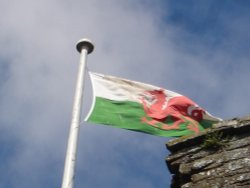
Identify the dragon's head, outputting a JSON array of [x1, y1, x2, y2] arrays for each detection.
[[187, 105, 205, 122]]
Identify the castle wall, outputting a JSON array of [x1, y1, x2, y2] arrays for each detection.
[[166, 116, 250, 188]]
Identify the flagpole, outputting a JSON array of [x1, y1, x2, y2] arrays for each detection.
[[61, 39, 94, 188]]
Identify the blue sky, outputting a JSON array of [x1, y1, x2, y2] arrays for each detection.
[[0, 0, 250, 187]]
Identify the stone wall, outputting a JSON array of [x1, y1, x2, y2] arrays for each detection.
[[166, 116, 250, 188]]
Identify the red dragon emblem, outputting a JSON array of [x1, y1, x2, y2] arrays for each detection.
[[140, 89, 205, 134]]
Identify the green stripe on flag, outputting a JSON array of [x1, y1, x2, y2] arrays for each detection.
[[87, 97, 210, 137]]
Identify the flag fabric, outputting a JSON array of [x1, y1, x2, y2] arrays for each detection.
[[85, 72, 222, 137]]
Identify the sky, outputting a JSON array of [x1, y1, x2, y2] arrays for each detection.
[[0, 0, 250, 187]]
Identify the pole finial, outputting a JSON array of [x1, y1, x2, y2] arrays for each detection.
[[76, 38, 94, 54]]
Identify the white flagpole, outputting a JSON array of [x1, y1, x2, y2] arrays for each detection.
[[61, 39, 94, 188]]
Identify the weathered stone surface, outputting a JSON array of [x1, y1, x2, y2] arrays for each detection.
[[166, 116, 250, 188]]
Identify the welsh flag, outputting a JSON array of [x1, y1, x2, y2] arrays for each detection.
[[85, 72, 222, 137]]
